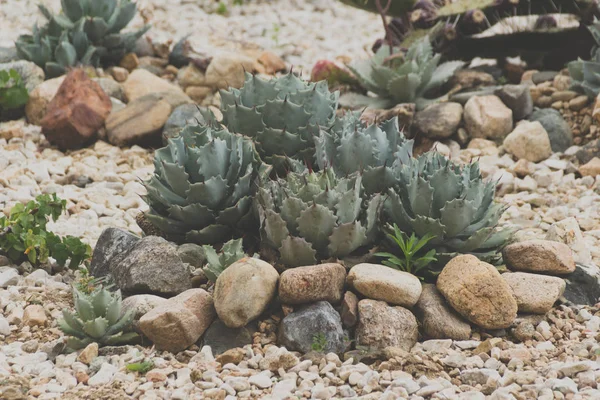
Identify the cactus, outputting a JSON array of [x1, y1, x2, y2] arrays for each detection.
[[58, 287, 138, 350], [569, 22, 600, 97], [202, 238, 247, 282]]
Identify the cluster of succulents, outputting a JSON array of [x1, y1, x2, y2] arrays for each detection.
[[16, 0, 149, 77], [569, 22, 600, 97], [202, 238, 247, 282], [0, 69, 29, 120]]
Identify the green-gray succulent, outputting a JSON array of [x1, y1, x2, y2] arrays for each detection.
[[255, 169, 383, 267], [568, 22, 600, 98], [142, 124, 267, 245], [202, 238, 247, 282], [58, 287, 138, 350], [385, 151, 511, 271]]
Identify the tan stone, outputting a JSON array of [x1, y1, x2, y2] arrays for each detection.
[[437, 255, 517, 329], [77, 342, 98, 365], [178, 65, 207, 88], [503, 239, 576, 275], [474, 338, 502, 355], [502, 272, 565, 314], [119, 53, 140, 71], [123, 69, 187, 102], [347, 263, 422, 307], [257, 51, 287, 74], [579, 157, 600, 177], [204, 53, 258, 89], [464, 95, 513, 140], [25, 76, 66, 125], [594, 93, 600, 123], [109, 67, 129, 83], [216, 348, 245, 365], [185, 86, 212, 103], [22, 304, 46, 327], [414, 284, 471, 340], [503, 121, 552, 163], [278, 263, 346, 305], [341, 291, 359, 328], [356, 299, 418, 351]]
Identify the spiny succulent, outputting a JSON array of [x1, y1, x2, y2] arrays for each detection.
[[202, 238, 247, 282], [385, 151, 512, 271], [210, 71, 339, 174], [142, 124, 267, 245], [16, 0, 149, 77], [342, 37, 463, 110], [569, 22, 600, 97], [255, 169, 383, 267], [58, 287, 138, 350]]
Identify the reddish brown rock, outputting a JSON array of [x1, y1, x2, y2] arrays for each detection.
[[40, 69, 111, 150], [341, 291, 359, 328], [278, 263, 346, 305]]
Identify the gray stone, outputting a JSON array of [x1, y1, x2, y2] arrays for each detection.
[[563, 263, 600, 306], [528, 108, 572, 153], [278, 301, 345, 354], [356, 299, 418, 351], [449, 86, 500, 105], [414, 102, 463, 139], [414, 284, 471, 340], [92, 78, 125, 102], [502, 272, 565, 314], [0, 47, 18, 63], [177, 243, 206, 269], [0, 267, 19, 288], [576, 139, 600, 165], [0, 60, 45, 92], [200, 319, 255, 356], [532, 71, 558, 84], [111, 236, 192, 296], [89, 227, 140, 279], [494, 84, 532, 120], [162, 103, 205, 143]]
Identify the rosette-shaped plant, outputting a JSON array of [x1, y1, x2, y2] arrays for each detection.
[[568, 22, 600, 97], [215, 71, 339, 173], [342, 36, 463, 110], [313, 112, 414, 194], [385, 151, 511, 270], [255, 169, 383, 267], [142, 124, 266, 245], [58, 287, 138, 350]]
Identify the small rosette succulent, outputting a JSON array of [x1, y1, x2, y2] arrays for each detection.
[[142, 124, 266, 245], [58, 288, 138, 350], [255, 169, 383, 267], [385, 151, 511, 270], [215, 71, 339, 173], [568, 22, 600, 97], [202, 238, 247, 282]]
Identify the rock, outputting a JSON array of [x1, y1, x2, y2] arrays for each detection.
[[216, 348, 245, 365], [0, 47, 18, 63], [359, 103, 415, 129], [463, 95, 513, 140], [502, 272, 565, 314], [0, 268, 19, 288], [25, 76, 65, 125], [139, 289, 215, 353], [119, 53, 139, 71], [532, 71, 558, 84], [278, 263, 346, 305], [341, 291, 359, 328], [347, 263, 422, 307], [569, 95, 589, 111], [123, 69, 188, 102], [177, 243, 206, 269], [494, 84, 532, 120], [579, 157, 600, 177], [185, 86, 212, 103], [111, 236, 192, 296], [214, 258, 279, 328], [449, 86, 500, 105], [200, 319, 255, 356], [108, 66, 129, 83], [278, 301, 345, 354], [89, 227, 140, 279], [257, 51, 287, 74], [106, 90, 192, 147], [259, 346, 299, 371], [178, 64, 207, 88], [503, 240, 576, 275], [414, 102, 463, 139], [121, 294, 168, 333], [204, 53, 258, 89], [88, 362, 118, 387], [39, 69, 112, 150], [503, 121, 552, 162], [356, 299, 418, 351], [0, 316, 10, 335], [23, 304, 46, 327], [0, 60, 44, 91], [162, 103, 205, 143], [414, 284, 471, 340], [450, 69, 495, 90], [545, 218, 592, 265], [563, 263, 600, 305], [77, 343, 98, 365], [93, 78, 125, 102], [528, 108, 573, 153], [437, 255, 517, 329]]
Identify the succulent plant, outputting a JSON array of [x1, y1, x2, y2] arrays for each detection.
[[569, 22, 600, 97], [255, 169, 383, 267], [212, 71, 339, 174], [342, 37, 464, 110], [202, 238, 247, 282], [142, 124, 267, 245], [16, 0, 149, 77], [385, 151, 512, 271], [58, 287, 138, 350]]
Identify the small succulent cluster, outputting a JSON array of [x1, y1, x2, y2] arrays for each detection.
[[569, 22, 600, 97], [343, 36, 464, 110], [16, 0, 149, 77], [0, 69, 29, 120], [202, 238, 247, 282], [59, 287, 138, 350]]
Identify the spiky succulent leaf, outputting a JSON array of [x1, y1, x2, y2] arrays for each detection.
[[202, 238, 246, 283]]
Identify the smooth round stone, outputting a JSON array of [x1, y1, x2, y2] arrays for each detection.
[[347, 263, 422, 307]]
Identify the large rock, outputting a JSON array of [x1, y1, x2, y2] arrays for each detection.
[[528, 108, 572, 153], [502, 272, 565, 314], [214, 258, 279, 328], [494, 84, 532, 121], [437, 255, 517, 329], [40, 69, 112, 150], [161, 103, 205, 143], [414, 284, 471, 340], [89, 227, 140, 279], [200, 319, 255, 356], [356, 299, 418, 351], [111, 236, 192, 296], [503, 240, 576, 275], [25, 76, 66, 125], [503, 121, 552, 163], [414, 102, 463, 139], [278, 263, 346, 305], [121, 294, 168, 333], [123, 69, 187, 102], [463, 95, 513, 140], [204, 53, 258, 89], [278, 301, 345, 354], [563, 263, 600, 305], [0, 60, 44, 92], [347, 263, 422, 307], [139, 289, 215, 353], [546, 217, 592, 265], [106, 91, 192, 147]]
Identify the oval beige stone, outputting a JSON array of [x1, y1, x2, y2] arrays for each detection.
[[437, 255, 517, 329], [347, 263, 422, 307], [502, 272, 566, 314], [502, 239, 576, 275], [278, 263, 346, 305]]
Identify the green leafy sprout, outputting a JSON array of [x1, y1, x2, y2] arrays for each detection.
[[0, 194, 92, 269], [0, 69, 29, 112], [375, 224, 437, 279], [311, 333, 328, 353], [126, 361, 154, 374]]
